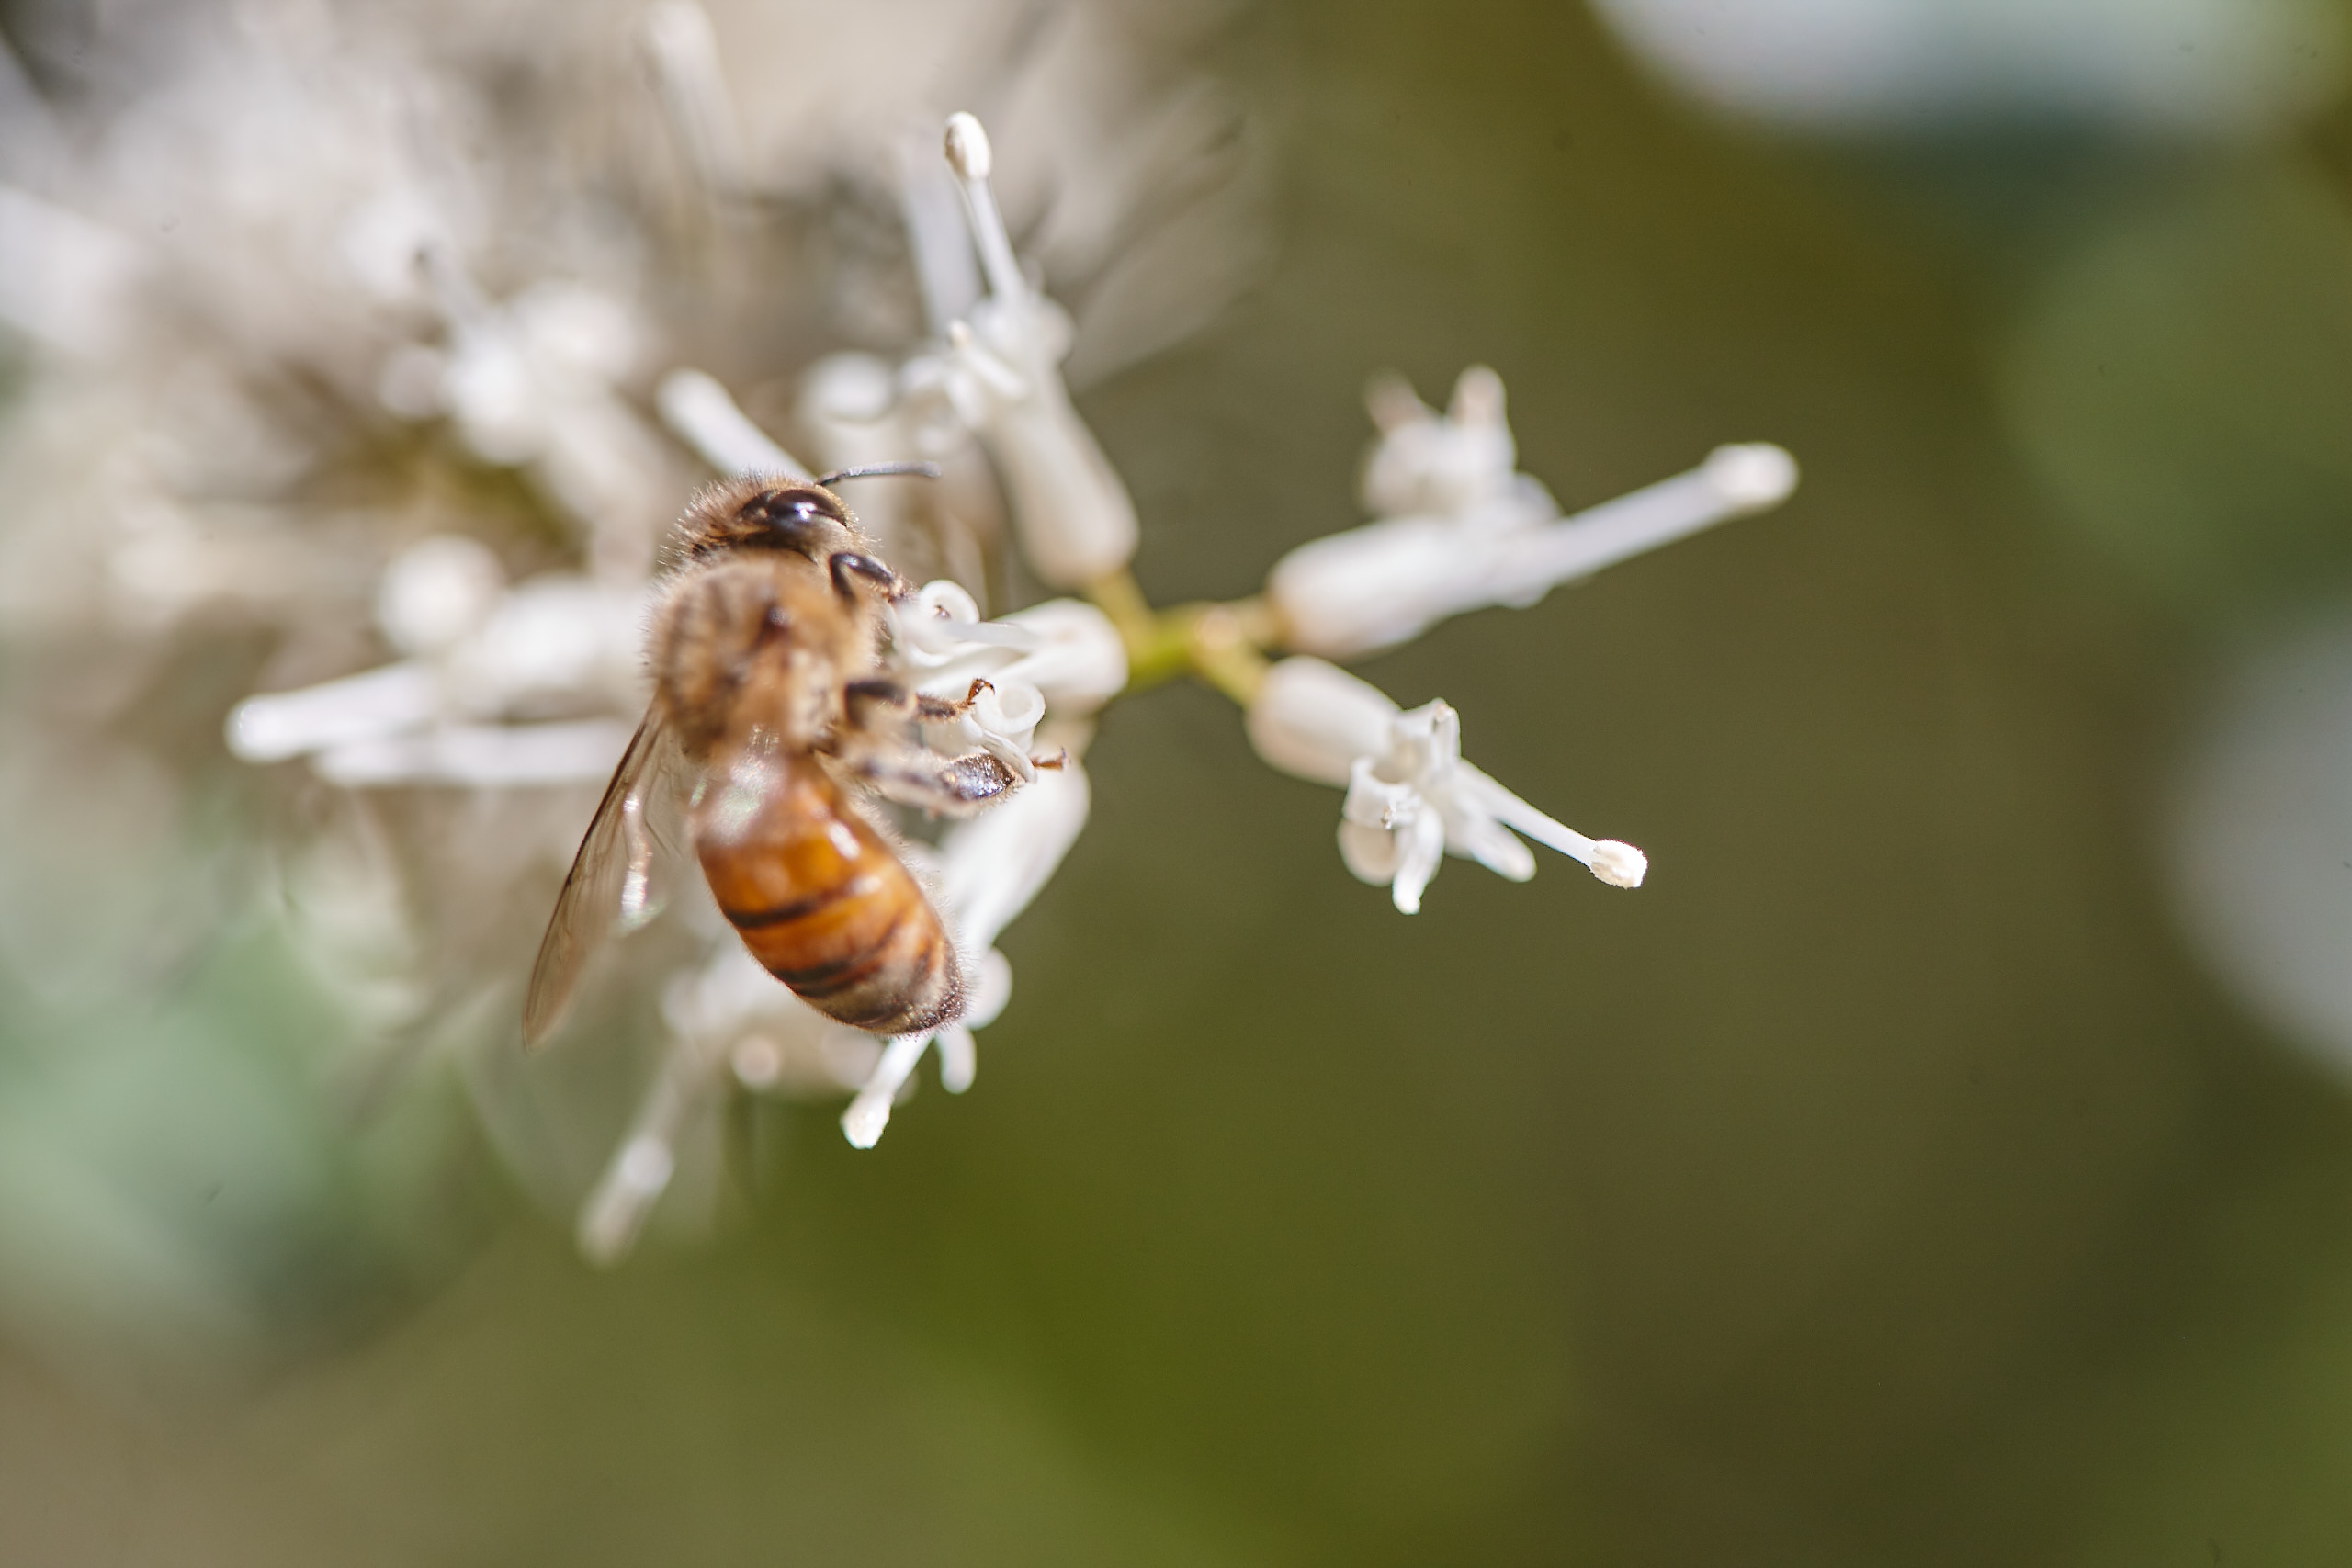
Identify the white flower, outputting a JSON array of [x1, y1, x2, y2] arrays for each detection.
[[657, 367, 811, 479], [841, 742, 1091, 1148], [639, 1, 751, 201], [409, 274, 680, 579], [0, 184, 146, 359], [1268, 365, 1799, 660], [893, 114, 1141, 591], [892, 580, 1128, 713], [1359, 365, 1522, 518], [1246, 657, 1644, 912], [577, 939, 886, 1265], [226, 536, 647, 787]]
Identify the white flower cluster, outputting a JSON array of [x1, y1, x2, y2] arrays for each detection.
[[0, 0, 1794, 1266], [1242, 367, 1794, 911]]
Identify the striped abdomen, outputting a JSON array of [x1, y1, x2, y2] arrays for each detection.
[[693, 748, 962, 1035]]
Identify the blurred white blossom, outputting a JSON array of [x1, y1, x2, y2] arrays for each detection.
[[1590, 0, 2346, 133], [2165, 615, 2352, 1077], [0, 0, 1792, 1297]]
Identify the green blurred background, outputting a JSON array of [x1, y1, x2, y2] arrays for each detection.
[[13, 0, 2352, 1562]]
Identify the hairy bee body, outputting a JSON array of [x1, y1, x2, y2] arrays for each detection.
[[525, 475, 995, 1048]]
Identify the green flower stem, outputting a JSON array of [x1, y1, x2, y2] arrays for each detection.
[[1085, 570, 1277, 705]]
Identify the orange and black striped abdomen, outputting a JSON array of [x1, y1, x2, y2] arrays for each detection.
[[693, 750, 962, 1035]]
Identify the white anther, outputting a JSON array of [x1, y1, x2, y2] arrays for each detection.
[[1703, 442, 1800, 511], [1589, 840, 1648, 889], [943, 112, 992, 181], [943, 113, 1023, 306]]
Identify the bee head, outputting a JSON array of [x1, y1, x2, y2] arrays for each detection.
[[736, 482, 852, 558], [679, 466, 937, 563]]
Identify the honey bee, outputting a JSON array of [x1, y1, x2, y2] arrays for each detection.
[[523, 469, 1043, 1048]]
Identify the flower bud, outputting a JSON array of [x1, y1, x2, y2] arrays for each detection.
[[1243, 657, 1399, 786]]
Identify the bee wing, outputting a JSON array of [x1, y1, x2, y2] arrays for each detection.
[[523, 710, 687, 1049]]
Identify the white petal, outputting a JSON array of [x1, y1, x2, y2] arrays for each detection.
[[896, 580, 1037, 663], [1357, 366, 1517, 518], [226, 661, 442, 762], [936, 1024, 978, 1094], [994, 600, 1128, 712], [939, 756, 1091, 953], [1390, 809, 1448, 915], [964, 947, 1014, 1030], [313, 719, 632, 788], [1245, 657, 1399, 786], [657, 367, 810, 479], [664, 943, 829, 1043], [969, 676, 1046, 742], [1444, 808, 1537, 882], [1266, 514, 1495, 660], [1337, 819, 1401, 884], [842, 1031, 934, 1149], [963, 325, 1141, 586], [1385, 699, 1463, 780], [514, 281, 639, 384], [442, 575, 648, 713], [443, 332, 545, 464], [1342, 758, 1419, 829]]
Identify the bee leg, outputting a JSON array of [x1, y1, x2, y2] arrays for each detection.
[[838, 736, 1021, 814], [842, 678, 912, 724], [828, 551, 900, 601], [911, 679, 990, 721], [842, 677, 989, 727]]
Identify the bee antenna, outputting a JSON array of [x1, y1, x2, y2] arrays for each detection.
[[812, 462, 942, 487]]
